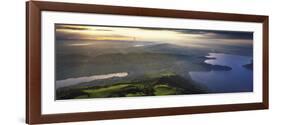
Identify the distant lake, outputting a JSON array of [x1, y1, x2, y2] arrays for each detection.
[[56, 72, 128, 89], [189, 53, 253, 93]]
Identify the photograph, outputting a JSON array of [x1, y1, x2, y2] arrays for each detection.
[[25, 1, 269, 124], [55, 24, 254, 100]]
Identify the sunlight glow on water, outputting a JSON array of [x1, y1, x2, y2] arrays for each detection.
[[56, 72, 128, 89]]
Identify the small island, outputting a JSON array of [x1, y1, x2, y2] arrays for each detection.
[[243, 60, 253, 70]]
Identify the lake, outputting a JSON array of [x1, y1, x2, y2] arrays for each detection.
[[56, 72, 128, 89], [189, 53, 253, 93]]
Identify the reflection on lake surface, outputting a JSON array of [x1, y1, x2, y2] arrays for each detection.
[[56, 72, 128, 89], [189, 53, 253, 93]]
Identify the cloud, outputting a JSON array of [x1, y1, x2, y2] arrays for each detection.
[[175, 29, 253, 40], [125, 27, 253, 40], [94, 29, 113, 31], [55, 30, 132, 41], [56, 24, 115, 32], [55, 31, 82, 40], [55, 24, 253, 45], [55, 25, 91, 31]]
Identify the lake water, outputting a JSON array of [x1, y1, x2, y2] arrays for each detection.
[[189, 53, 253, 93], [56, 72, 128, 89]]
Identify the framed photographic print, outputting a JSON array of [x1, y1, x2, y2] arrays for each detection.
[[26, 1, 269, 124]]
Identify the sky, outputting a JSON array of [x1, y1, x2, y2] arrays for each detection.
[[55, 24, 253, 47]]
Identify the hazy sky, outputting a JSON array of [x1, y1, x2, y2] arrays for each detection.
[[55, 24, 253, 47]]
